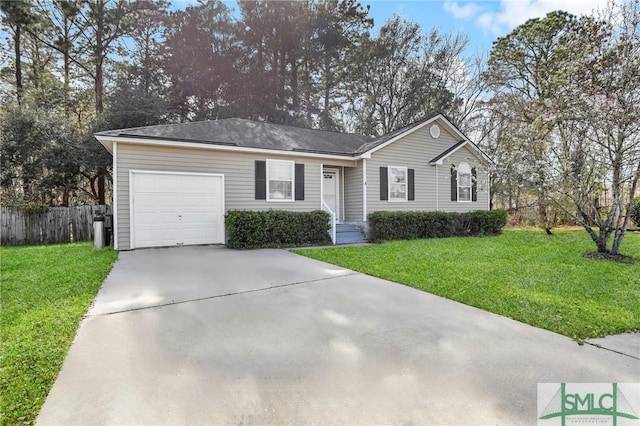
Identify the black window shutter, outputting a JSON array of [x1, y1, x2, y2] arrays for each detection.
[[380, 167, 388, 200], [295, 163, 304, 200], [408, 169, 415, 201], [255, 160, 266, 200], [471, 167, 477, 202], [450, 165, 457, 201]]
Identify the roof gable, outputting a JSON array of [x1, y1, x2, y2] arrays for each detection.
[[357, 114, 466, 158]]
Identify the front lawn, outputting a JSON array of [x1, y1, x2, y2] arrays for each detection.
[[0, 243, 118, 426], [293, 229, 640, 340]]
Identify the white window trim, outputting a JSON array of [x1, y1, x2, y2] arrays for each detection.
[[388, 165, 408, 203], [457, 162, 472, 203], [266, 159, 295, 202]]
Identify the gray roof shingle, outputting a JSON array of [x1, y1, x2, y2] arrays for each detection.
[[96, 118, 374, 156]]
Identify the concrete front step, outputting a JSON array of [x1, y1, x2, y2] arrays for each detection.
[[335, 224, 367, 244]]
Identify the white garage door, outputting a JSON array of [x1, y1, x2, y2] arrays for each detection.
[[130, 171, 225, 248]]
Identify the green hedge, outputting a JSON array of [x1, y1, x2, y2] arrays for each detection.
[[631, 196, 640, 227], [226, 210, 331, 249], [368, 209, 508, 242]]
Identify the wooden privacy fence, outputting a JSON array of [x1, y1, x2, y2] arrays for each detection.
[[1, 205, 112, 246]]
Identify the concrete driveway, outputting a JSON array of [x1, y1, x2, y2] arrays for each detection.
[[37, 246, 639, 425]]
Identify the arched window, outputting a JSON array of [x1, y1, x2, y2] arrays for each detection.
[[457, 162, 472, 202]]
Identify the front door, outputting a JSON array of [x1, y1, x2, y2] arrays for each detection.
[[323, 170, 339, 221]]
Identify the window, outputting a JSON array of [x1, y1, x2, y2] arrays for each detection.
[[267, 159, 294, 201], [458, 162, 471, 202], [388, 166, 407, 202]]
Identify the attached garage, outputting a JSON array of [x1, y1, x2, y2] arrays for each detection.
[[130, 170, 225, 249]]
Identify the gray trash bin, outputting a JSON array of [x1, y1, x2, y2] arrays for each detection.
[[93, 216, 105, 249]]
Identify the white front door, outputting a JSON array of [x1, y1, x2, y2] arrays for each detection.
[[323, 170, 339, 220]]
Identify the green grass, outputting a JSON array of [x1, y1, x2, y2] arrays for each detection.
[[0, 243, 118, 426], [293, 229, 640, 340]]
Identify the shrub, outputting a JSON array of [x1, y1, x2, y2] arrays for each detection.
[[470, 209, 509, 235], [631, 197, 640, 228], [226, 210, 331, 249], [368, 210, 508, 242]]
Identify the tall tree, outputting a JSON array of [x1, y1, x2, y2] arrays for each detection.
[[164, 0, 237, 121], [26, 0, 149, 203], [0, 107, 83, 205], [235, 0, 311, 124], [485, 11, 580, 233], [105, 0, 170, 127], [311, 0, 373, 130], [1, 1, 36, 106], [349, 16, 466, 136], [34, 0, 83, 117], [485, 2, 640, 255]]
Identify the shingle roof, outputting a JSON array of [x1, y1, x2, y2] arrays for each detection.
[[429, 140, 467, 164], [95, 115, 495, 165], [96, 118, 374, 156]]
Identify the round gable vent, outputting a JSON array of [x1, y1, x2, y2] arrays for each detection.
[[430, 124, 441, 138]]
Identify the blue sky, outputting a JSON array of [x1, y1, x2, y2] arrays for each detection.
[[206, 0, 611, 57], [363, 0, 610, 55]]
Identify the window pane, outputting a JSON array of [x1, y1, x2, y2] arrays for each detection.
[[267, 160, 294, 200], [390, 183, 406, 200], [269, 180, 292, 199], [269, 161, 292, 181], [390, 167, 406, 184], [459, 187, 471, 201], [459, 173, 471, 187]]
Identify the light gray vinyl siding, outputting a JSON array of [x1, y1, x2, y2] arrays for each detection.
[[365, 120, 489, 215], [436, 147, 490, 212], [343, 163, 363, 221], [116, 143, 354, 250]]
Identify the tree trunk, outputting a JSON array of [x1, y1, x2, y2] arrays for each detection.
[[97, 173, 105, 205], [14, 25, 22, 106], [279, 47, 286, 112], [95, 0, 106, 205], [592, 227, 611, 253], [611, 162, 640, 255], [322, 55, 331, 127], [291, 61, 299, 110], [31, 33, 40, 89], [63, 16, 71, 117]]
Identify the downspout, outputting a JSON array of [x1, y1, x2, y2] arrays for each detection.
[[320, 163, 324, 210], [112, 142, 118, 250], [435, 164, 439, 211], [341, 166, 345, 221], [362, 159, 367, 222], [487, 171, 491, 210]]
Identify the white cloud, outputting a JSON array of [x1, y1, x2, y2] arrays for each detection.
[[443, 1, 484, 20], [476, 0, 610, 35]]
